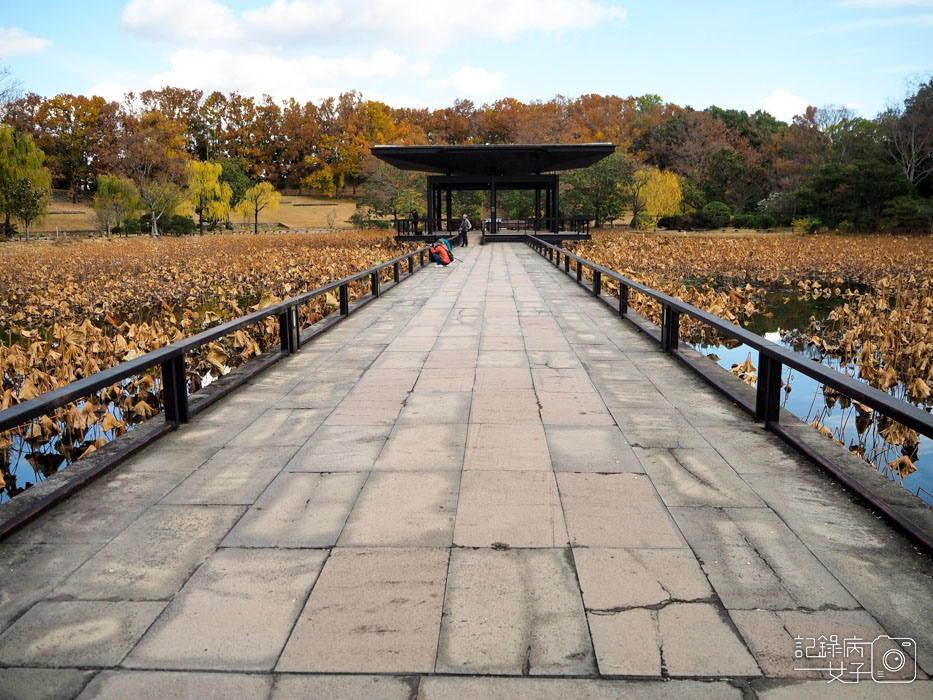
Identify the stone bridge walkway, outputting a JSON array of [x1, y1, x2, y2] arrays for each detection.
[[1, 243, 931, 700]]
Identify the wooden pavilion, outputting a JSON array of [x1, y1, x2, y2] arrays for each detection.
[[371, 143, 615, 244]]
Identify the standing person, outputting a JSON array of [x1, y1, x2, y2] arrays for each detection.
[[459, 213, 472, 247], [411, 209, 420, 234]]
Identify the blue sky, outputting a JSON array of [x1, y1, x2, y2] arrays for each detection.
[[2, 0, 931, 122]]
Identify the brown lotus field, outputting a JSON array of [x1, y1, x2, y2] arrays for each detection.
[[0, 232, 412, 496], [570, 232, 933, 485]]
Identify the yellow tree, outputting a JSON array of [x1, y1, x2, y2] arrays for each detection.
[[235, 182, 280, 234], [640, 168, 683, 230], [186, 160, 231, 235]]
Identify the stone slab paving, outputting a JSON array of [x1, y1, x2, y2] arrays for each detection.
[[1, 242, 932, 699]]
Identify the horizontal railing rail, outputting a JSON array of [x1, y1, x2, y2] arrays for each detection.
[[526, 235, 933, 442], [0, 244, 432, 434]]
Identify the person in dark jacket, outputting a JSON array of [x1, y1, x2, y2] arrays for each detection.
[[458, 213, 472, 247]]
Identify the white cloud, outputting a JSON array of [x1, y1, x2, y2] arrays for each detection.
[[122, 0, 627, 51], [427, 66, 505, 95], [0, 27, 52, 58], [147, 48, 413, 103], [87, 81, 134, 103], [120, 0, 240, 45], [755, 88, 809, 122], [842, 0, 933, 6]]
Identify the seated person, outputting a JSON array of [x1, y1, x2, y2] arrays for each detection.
[[429, 240, 452, 266]]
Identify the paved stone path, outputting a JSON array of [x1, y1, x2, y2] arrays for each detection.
[[1, 243, 932, 699]]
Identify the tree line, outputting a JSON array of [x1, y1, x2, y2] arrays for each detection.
[[1, 79, 931, 236]]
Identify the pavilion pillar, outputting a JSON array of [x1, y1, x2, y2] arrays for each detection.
[[544, 188, 551, 231], [445, 188, 452, 231], [490, 175, 497, 234], [426, 179, 434, 234], [534, 187, 541, 232], [550, 175, 560, 232]]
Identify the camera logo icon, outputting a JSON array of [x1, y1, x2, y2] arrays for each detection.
[[871, 636, 916, 683]]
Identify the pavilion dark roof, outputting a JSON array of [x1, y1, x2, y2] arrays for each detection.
[[370, 143, 615, 176]]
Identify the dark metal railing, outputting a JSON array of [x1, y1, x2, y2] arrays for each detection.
[[526, 234, 933, 547], [0, 245, 432, 435]]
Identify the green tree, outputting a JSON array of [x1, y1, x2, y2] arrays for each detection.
[[236, 182, 281, 234], [6, 177, 49, 240], [499, 190, 535, 220], [0, 126, 51, 238], [701, 201, 731, 228], [219, 158, 251, 208], [883, 195, 933, 234], [563, 151, 632, 227], [186, 160, 231, 235], [93, 174, 138, 236], [357, 161, 425, 220]]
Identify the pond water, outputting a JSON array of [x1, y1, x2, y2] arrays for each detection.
[[688, 287, 933, 505]]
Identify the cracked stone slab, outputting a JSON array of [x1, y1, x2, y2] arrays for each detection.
[[557, 473, 686, 548], [753, 679, 933, 699], [730, 609, 919, 681], [54, 504, 243, 600], [473, 367, 534, 391], [77, 670, 272, 699], [635, 447, 765, 507], [419, 677, 745, 699], [375, 423, 467, 471], [338, 471, 459, 546], [545, 425, 642, 473], [415, 367, 475, 392], [0, 542, 102, 633], [463, 423, 551, 471], [574, 549, 712, 610], [470, 391, 541, 423], [160, 445, 297, 505], [287, 424, 393, 472], [537, 391, 615, 426], [277, 548, 448, 673], [670, 506, 860, 611], [0, 667, 94, 700], [226, 408, 329, 448], [221, 472, 367, 547], [125, 548, 326, 671], [270, 674, 416, 699], [396, 392, 472, 424], [436, 548, 595, 676], [454, 470, 567, 548], [6, 470, 189, 545], [0, 600, 166, 667], [609, 408, 710, 449]]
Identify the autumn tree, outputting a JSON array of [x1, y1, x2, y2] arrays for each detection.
[[186, 160, 231, 234], [0, 126, 51, 238], [563, 151, 632, 227], [236, 182, 280, 234], [36, 94, 120, 202], [640, 168, 683, 229], [120, 110, 189, 236], [93, 174, 138, 236]]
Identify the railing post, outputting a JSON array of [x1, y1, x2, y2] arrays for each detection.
[[279, 306, 297, 354], [564, 254, 570, 273], [576, 260, 583, 283], [371, 270, 380, 298], [393, 261, 400, 283], [593, 270, 601, 297], [661, 305, 680, 352], [619, 283, 629, 316], [756, 355, 783, 424], [420, 251, 425, 267], [161, 354, 189, 424], [339, 283, 349, 316], [408, 256, 414, 275]]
